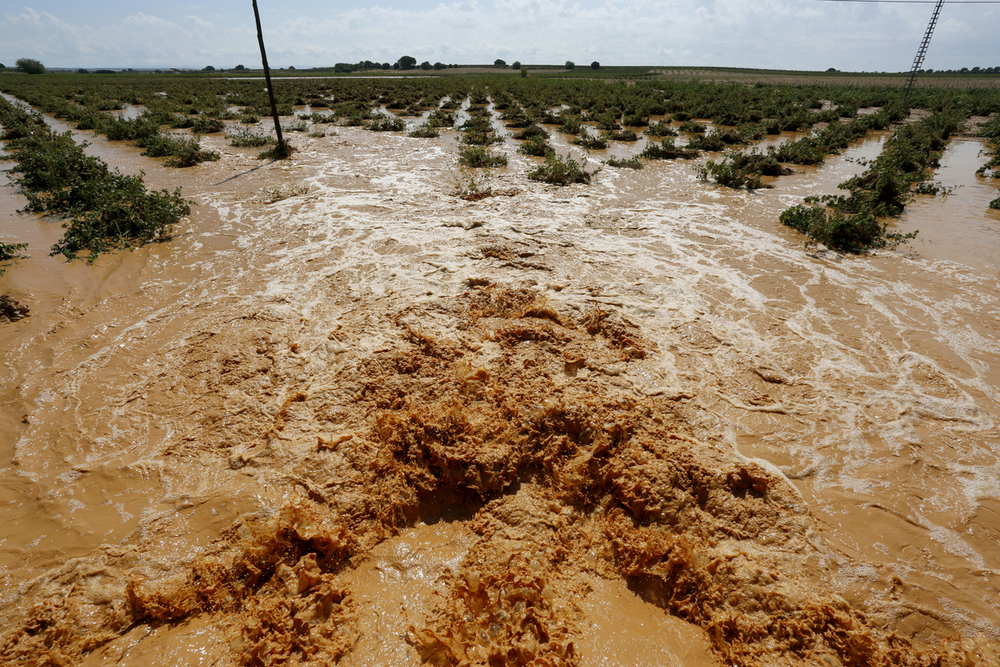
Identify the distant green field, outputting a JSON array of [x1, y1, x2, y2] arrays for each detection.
[[6, 64, 998, 88]]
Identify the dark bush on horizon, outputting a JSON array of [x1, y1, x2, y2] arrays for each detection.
[[16, 58, 45, 75]]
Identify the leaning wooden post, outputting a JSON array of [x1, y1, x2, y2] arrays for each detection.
[[252, 0, 286, 154]]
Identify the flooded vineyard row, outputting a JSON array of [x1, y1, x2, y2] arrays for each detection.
[[1, 104, 999, 665]]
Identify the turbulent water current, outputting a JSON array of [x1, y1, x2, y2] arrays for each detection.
[[1, 110, 999, 665]]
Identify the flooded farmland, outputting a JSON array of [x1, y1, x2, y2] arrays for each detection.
[[2, 100, 1000, 665]]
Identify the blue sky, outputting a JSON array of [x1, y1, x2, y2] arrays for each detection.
[[0, 1, 996, 71]]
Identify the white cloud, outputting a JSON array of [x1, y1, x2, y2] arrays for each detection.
[[185, 15, 216, 31], [0, 2, 995, 70], [122, 13, 176, 28]]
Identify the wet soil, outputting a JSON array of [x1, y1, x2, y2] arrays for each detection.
[[1, 112, 999, 666]]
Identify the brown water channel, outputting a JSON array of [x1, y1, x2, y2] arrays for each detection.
[[1, 109, 999, 664]]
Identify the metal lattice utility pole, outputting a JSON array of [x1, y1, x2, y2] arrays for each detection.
[[252, 0, 287, 155], [902, 0, 945, 104]]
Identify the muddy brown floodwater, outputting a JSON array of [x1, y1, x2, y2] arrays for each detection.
[[1, 111, 999, 666]]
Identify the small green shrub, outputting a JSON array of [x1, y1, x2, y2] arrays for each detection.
[[502, 112, 532, 129], [0, 241, 28, 263], [686, 134, 725, 152], [527, 153, 596, 185], [687, 129, 746, 151], [72, 110, 108, 132], [699, 151, 792, 189], [427, 109, 456, 128], [733, 152, 792, 177], [504, 116, 534, 130], [138, 133, 220, 167], [699, 160, 765, 190], [285, 119, 310, 133], [622, 114, 649, 127], [52, 174, 190, 261], [461, 128, 503, 146], [639, 138, 699, 160], [608, 129, 639, 142], [604, 155, 643, 169], [9, 132, 107, 198], [309, 112, 336, 125], [571, 130, 607, 150], [914, 182, 953, 196], [103, 115, 160, 141], [518, 135, 554, 157], [337, 102, 374, 122], [559, 115, 582, 135], [779, 205, 912, 253], [738, 123, 767, 141], [459, 145, 508, 168], [534, 109, 561, 125], [980, 115, 1000, 142], [779, 205, 827, 237], [408, 123, 440, 138], [453, 172, 520, 201], [978, 158, 1000, 179], [513, 125, 548, 141], [258, 143, 296, 160], [596, 113, 620, 131], [678, 120, 706, 134], [227, 127, 275, 147], [0, 108, 48, 141], [769, 137, 827, 165], [978, 115, 1000, 181], [190, 117, 225, 134], [645, 121, 678, 138], [459, 114, 500, 146]]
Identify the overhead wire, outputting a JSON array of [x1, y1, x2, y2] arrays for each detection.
[[815, 1, 1000, 4]]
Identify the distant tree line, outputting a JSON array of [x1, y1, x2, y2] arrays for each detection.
[[380, 56, 596, 72], [2, 57, 613, 76], [920, 66, 999, 74], [828, 65, 999, 75]]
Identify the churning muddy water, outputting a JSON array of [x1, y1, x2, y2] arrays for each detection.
[[1, 111, 999, 665]]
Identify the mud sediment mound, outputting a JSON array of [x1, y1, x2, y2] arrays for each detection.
[[0, 287, 987, 666], [0, 294, 29, 322]]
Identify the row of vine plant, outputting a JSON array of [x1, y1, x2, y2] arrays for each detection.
[[978, 114, 1000, 209], [0, 97, 190, 264], [777, 111, 964, 252], [3, 73, 999, 259]]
